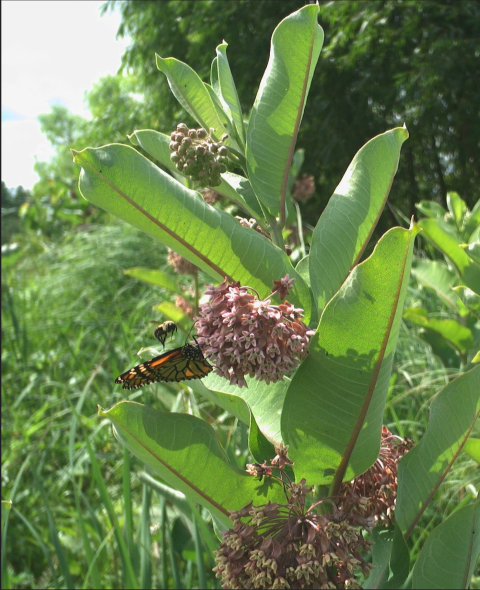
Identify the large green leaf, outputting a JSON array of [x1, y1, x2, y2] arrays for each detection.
[[309, 127, 409, 313], [246, 4, 323, 218], [396, 366, 480, 537], [99, 402, 286, 529], [72, 144, 311, 316], [411, 501, 480, 589], [418, 218, 480, 294], [282, 225, 418, 485]]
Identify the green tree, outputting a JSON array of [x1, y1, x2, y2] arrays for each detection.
[[1, 182, 30, 243], [24, 74, 145, 236], [103, 0, 480, 232]]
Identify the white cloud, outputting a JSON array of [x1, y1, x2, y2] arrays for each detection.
[[1, 0, 130, 189]]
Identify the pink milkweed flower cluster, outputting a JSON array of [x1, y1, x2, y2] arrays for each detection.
[[194, 276, 314, 387]]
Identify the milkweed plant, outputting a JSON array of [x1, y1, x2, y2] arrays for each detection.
[[73, 5, 480, 589]]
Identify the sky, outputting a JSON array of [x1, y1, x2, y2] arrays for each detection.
[[2, 0, 130, 190]]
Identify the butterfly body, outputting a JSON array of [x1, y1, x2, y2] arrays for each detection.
[[115, 340, 212, 390]]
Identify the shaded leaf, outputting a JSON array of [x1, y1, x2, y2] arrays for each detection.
[[411, 502, 480, 589], [364, 525, 410, 590], [396, 366, 480, 537], [124, 267, 182, 294]]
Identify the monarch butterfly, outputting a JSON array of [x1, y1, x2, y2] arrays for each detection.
[[153, 320, 178, 347], [115, 339, 212, 390]]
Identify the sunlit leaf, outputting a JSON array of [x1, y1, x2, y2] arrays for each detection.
[[310, 127, 409, 312]]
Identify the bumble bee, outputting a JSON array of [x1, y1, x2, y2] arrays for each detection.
[[153, 321, 178, 347]]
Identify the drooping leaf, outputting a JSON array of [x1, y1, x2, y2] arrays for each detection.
[[411, 259, 463, 312], [418, 218, 480, 294], [415, 200, 447, 219], [152, 302, 194, 334], [124, 267, 182, 295], [99, 402, 286, 529], [403, 309, 473, 355], [72, 144, 312, 318]]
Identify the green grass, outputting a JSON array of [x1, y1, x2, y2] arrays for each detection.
[[1, 221, 225, 589], [2, 220, 478, 588]]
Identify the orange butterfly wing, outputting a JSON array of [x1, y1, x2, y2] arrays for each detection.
[[115, 343, 212, 390]]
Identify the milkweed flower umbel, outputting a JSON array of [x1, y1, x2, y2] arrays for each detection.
[[338, 426, 414, 525], [213, 478, 373, 589], [194, 277, 313, 387]]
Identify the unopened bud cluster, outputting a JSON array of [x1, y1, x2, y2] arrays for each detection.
[[169, 123, 229, 187]]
